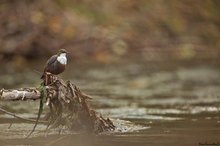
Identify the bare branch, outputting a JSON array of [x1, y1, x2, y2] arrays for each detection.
[[0, 107, 48, 124], [0, 88, 40, 101]]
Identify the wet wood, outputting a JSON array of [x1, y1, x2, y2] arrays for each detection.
[[42, 73, 115, 133], [0, 88, 40, 101], [0, 73, 115, 134]]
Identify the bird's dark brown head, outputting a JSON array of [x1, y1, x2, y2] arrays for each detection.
[[57, 49, 68, 55]]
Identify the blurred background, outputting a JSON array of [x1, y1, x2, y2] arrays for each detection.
[[0, 0, 220, 64], [0, 1, 220, 145], [1, 0, 220, 88]]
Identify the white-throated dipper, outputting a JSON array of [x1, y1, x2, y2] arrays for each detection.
[[41, 49, 68, 79]]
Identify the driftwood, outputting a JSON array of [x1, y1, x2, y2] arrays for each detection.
[[0, 73, 115, 135], [0, 88, 40, 101]]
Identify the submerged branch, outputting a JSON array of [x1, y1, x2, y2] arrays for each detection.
[[0, 108, 48, 124], [0, 73, 115, 135]]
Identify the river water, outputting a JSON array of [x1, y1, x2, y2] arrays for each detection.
[[0, 58, 220, 146]]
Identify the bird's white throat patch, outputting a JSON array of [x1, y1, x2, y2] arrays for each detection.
[[57, 53, 67, 65]]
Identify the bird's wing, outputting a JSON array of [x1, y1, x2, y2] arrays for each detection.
[[41, 55, 58, 79], [46, 55, 57, 66], [44, 55, 57, 71]]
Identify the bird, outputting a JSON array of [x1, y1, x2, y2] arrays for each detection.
[[41, 49, 68, 79]]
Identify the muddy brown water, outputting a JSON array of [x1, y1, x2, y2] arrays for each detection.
[[0, 59, 220, 146]]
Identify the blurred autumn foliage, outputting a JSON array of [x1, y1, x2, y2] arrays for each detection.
[[0, 0, 220, 62]]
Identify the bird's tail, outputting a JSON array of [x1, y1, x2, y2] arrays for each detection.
[[40, 72, 45, 79]]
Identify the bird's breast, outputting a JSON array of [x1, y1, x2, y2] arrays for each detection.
[[54, 61, 66, 74]]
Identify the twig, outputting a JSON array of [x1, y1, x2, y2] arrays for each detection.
[[0, 107, 48, 124]]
